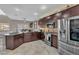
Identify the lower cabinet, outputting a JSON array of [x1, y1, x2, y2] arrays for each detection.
[[24, 33, 32, 43], [31, 32, 40, 41], [14, 38, 24, 48], [5, 32, 45, 50], [51, 35, 58, 48], [39, 32, 45, 41], [24, 32, 41, 43], [6, 34, 24, 50]]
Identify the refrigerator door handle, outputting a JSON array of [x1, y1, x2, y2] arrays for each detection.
[[63, 30, 66, 33], [60, 31, 62, 34], [60, 30, 66, 33]]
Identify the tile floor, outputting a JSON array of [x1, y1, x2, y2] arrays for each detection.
[[0, 39, 59, 55]]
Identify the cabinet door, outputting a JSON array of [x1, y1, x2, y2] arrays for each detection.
[[24, 33, 32, 42], [14, 38, 23, 49], [6, 36, 14, 49], [19, 38, 24, 45], [51, 35, 58, 48], [32, 32, 38, 40], [53, 36, 58, 48], [32, 32, 42, 41], [14, 38, 19, 48]]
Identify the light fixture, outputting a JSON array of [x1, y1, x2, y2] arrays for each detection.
[[46, 16, 51, 19], [40, 5, 47, 10], [14, 8, 20, 11], [63, 14, 69, 18], [34, 12, 38, 16], [0, 9, 6, 15]]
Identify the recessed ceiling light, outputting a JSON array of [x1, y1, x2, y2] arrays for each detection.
[[46, 16, 51, 19], [40, 5, 47, 10], [34, 12, 38, 16], [14, 8, 20, 11]]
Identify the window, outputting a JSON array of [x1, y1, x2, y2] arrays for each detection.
[[0, 23, 10, 31]]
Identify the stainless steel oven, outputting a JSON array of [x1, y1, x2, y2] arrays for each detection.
[[67, 16, 79, 45]]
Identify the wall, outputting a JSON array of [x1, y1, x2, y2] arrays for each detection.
[[0, 15, 31, 33]]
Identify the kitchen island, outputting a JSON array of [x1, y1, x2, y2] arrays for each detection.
[[5, 32, 45, 50]]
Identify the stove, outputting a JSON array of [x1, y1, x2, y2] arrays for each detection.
[[44, 32, 52, 46]]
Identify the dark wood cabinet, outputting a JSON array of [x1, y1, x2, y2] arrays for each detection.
[[51, 35, 58, 48], [24, 32, 43, 43], [39, 32, 45, 41], [5, 32, 45, 50], [32, 32, 41, 40], [32, 32, 45, 41], [6, 33, 24, 50], [24, 32, 32, 43], [31, 32, 38, 41]]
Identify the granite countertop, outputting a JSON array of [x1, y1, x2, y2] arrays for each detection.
[[4, 31, 41, 36], [4, 32, 23, 36]]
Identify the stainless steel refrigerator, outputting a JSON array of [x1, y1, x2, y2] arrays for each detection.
[[58, 16, 79, 55]]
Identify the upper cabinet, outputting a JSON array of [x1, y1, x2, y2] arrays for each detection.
[[38, 5, 79, 28], [70, 5, 79, 17], [62, 5, 79, 17]]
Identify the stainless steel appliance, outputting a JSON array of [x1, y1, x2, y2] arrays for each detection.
[[58, 16, 79, 55], [44, 32, 52, 46], [58, 16, 79, 45], [67, 16, 79, 45], [58, 18, 68, 43]]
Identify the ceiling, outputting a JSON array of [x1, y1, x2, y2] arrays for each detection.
[[0, 4, 67, 21]]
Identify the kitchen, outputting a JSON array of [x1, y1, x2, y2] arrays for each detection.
[[0, 4, 79, 55]]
